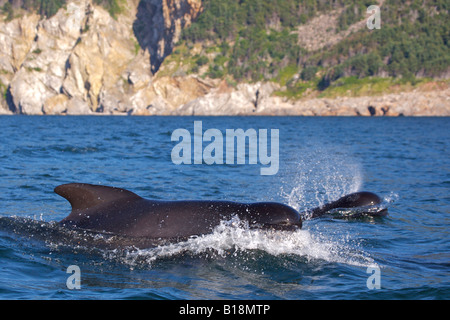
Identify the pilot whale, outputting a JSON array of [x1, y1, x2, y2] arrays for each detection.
[[55, 183, 387, 241]]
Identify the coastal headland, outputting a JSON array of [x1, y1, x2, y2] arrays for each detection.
[[1, 0, 448, 116]]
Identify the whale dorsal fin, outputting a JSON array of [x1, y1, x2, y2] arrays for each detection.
[[55, 183, 142, 212]]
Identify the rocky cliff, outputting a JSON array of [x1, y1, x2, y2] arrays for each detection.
[[0, 0, 448, 116], [0, 0, 205, 115]]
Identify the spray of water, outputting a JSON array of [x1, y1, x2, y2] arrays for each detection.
[[103, 215, 374, 269], [279, 148, 363, 215]]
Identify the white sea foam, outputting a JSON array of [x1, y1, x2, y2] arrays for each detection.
[[107, 216, 375, 269]]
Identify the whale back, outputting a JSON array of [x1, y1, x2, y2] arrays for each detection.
[[55, 183, 142, 216], [55, 183, 303, 238]]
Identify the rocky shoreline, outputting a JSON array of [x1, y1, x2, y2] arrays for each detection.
[[1, 79, 448, 116], [170, 82, 450, 117]]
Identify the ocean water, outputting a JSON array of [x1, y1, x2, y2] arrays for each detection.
[[0, 116, 448, 300]]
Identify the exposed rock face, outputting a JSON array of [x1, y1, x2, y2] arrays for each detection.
[[173, 84, 450, 117], [0, 0, 202, 115], [254, 88, 450, 117], [0, 0, 448, 116], [296, 8, 366, 52], [175, 81, 279, 115], [10, 0, 91, 114], [0, 12, 40, 113]]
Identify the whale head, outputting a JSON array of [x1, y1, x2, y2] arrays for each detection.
[[244, 202, 302, 230]]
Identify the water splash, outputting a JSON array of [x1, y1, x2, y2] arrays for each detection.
[[107, 217, 375, 269], [279, 148, 363, 214], [1, 213, 375, 272]]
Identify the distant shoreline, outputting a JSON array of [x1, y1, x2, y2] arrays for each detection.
[[1, 87, 448, 117]]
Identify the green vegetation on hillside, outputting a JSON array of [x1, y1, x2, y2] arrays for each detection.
[[181, 0, 334, 81], [1, 0, 66, 18], [178, 0, 449, 96], [1, 0, 123, 19]]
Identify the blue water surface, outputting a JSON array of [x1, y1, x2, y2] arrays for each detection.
[[0, 116, 448, 300]]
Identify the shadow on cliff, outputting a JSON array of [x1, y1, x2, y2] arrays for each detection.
[[132, 0, 201, 75], [5, 86, 17, 114], [132, 0, 170, 74]]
